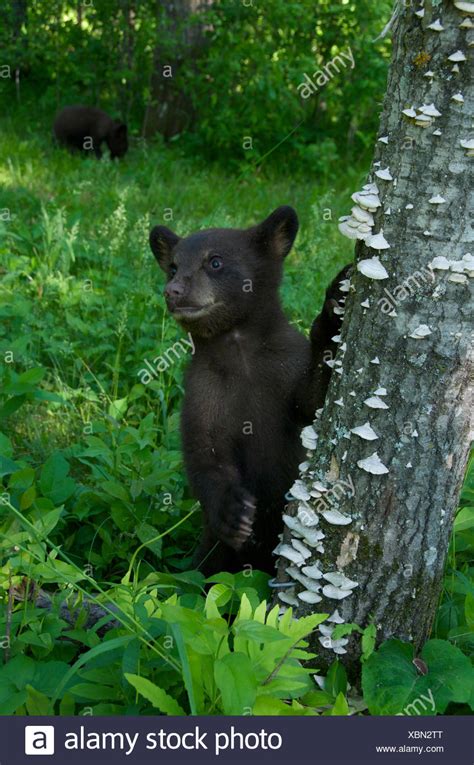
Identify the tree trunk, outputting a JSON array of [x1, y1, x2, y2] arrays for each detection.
[[274, 0, 473, 676], [119, 0, 136, 122], [142, 0, 213, 139], [9, 0, 27, 102]]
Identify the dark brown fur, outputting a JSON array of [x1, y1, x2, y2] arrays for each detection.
[[149, 207, 348, 575], [53, 105, 128, 159]]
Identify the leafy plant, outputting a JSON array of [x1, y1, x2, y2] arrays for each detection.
[[362, 638, 474, 716]]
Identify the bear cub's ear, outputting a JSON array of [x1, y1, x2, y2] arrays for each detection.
[[253, 206, 299, 259], [149, 226, 181, 270], [113, 121, 127, 136]]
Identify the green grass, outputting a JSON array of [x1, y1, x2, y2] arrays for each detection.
[[0, 119, 357, 463], [0, 119, 472, 717]]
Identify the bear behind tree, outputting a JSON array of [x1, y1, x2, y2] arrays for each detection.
[[53, 105, 128, 159], [149, 207, 347, 575]]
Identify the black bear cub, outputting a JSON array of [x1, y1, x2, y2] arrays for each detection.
[[53, 105, 128, 159], [149, 207, 347, 575]]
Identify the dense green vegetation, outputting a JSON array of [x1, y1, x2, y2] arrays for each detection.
[[1, 123, 472, 716], [0, 0, 393, 166], [0, 0, 472, 717]]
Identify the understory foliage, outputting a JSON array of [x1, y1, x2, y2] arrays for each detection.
[[0, 0, 392, 168], [0, 122, 473, 716]]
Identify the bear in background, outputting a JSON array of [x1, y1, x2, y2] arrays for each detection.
[[53, 105, 128, 159], [149, 207, 349, 576]]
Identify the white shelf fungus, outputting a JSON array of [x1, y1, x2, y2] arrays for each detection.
[[431, 256, 450, 270], [279, 591, 298, 606], [302, 563, 324, 579], [357, 256, 389, 280], [273, 544, 305, 565], [313, 480, 328, 493], [375, 167, 393, 181], [322, 584, 355, 600], [298, 590, 322, 604], [448, 50, 467, 62], [324, 572, 358, 590], [351, 190, 381, 212], [367, 230, 390, 250], [289, 480, 311, 501], [357, 452, 389, 475], [419, 103, 442, 117], [460, 138, 474, 156], [320, 508, 352, 526], [286, 566, 322, 591], [351, 422, 379, 441], [409, 324, 432, 339], [297, 505, 319, 527], [364, 395, 389, 409], [291, 538, 312, 559], [429, 194, 446, 204], [301, 425, 318, 450], [427, 19, 444, 31], [448, 273, 468, 284], [454, 1, 474, 13], [351, 205, 374, 225]]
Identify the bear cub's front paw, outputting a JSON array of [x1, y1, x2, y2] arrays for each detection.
[[212, 486, 256, 550]]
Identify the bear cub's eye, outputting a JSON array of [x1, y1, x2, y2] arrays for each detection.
[[209, 256, 223, 271], [169, 264, 178, 277]]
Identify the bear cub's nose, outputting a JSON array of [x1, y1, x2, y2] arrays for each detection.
[[165, 281, 185, 300]]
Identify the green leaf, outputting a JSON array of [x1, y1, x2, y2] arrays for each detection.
[[169, 623, 197, 716], [39, 454, 76, 504], [361, 624, 377, 662], [125, 673, 185, 715], [10, 467, 35, 490], [326, 660, 348, 698], [0, 394, 26, 419], [59, 693, 75, 715], [362, 638, 474, 715], [18, 367, 45, 386], [25, 685, 52, 715], [108, 397, 128, 420], [253, 695, 304, 715], [214, 652, 257, 714], [69, 683, 121, 702], [51, 636, 132, 705], [0, 655, 35, 690], [101, 481, 129, 503], [0, 454, 19, 477], [331, 691, 349, 716], [136, 522, 162, 558], [205, 583, 232, 617], [233, 620, 288, 644], [0, 432, 13, 457]]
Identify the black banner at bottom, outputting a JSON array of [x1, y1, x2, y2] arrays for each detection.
[[2, 715, 472, 764]]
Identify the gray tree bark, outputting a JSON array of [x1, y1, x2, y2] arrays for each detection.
[[274, 0, 473, 675]]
